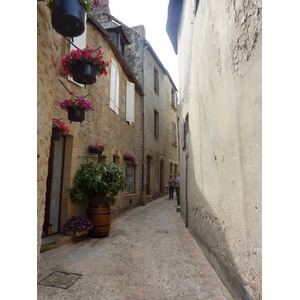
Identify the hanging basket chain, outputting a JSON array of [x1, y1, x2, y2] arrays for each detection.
[[57, 78, 90, 98], [63, 36, 101, 52]]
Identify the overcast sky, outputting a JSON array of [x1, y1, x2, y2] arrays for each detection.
[[108, 0, 179, 90]]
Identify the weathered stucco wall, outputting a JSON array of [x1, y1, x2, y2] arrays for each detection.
[[177, 0, 261, 299]]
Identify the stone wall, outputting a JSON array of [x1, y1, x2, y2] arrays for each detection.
[[144, 50, 179, 198], [37, 2, 62, 273], [37, 2, 143, 273], [177, 0, 262, 299]]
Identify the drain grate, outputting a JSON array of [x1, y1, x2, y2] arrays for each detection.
[[156, 230, 168, 234], [38, 271, 82, 289]]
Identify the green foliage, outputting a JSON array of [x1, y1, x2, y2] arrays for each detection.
[[68, 162, 128, 205]]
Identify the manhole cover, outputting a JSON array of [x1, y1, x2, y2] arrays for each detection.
[[38, 271, 81, 289], [156, 230, 168, 234]]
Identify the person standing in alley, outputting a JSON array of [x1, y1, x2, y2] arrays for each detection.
[[168, 174, 176, 199], [176, 174, 180, 186]]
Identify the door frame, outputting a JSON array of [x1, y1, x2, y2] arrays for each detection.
[[43, 136, 66, 237]]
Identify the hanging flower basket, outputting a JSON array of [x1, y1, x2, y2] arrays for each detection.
[[60, 92, 95, 123], [67, 106, 86, 123], [123, 153, 136, 162], [47, 0, 101, 37], [73, 61, 98, 84], [88, 143, 104, 155], [61, 46, 109, 85], [51, 126, 61, 142], [52, 118, 70, 141]]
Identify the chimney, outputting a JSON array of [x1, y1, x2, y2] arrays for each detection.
[[91, 0, 110, 16]]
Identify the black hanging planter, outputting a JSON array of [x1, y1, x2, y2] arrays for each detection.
[[52, 127, 61, 142], [73, 61, 98, 85], [67, 107, 86, 123], [51, 0, 86, 38]]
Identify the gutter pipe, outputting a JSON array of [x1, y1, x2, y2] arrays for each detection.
[[142, 41, 149, 192]]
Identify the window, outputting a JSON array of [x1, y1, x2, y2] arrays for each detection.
[[154, 67, 159, 95], [171, 88, 175, 107], [110, 57, 120, 115], [154, 110, 159, 139], [172, 122, 176, 145], [125, 162, 135, 193], [126, 81, 135, 123]]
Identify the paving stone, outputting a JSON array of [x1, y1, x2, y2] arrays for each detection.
[[37, 195, 233, 300]]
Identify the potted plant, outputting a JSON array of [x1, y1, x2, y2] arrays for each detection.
[[123, 153, 136, 162], [68, 162, 128, 237], [60, 91, 95, 123], [61, 46, 109, 85], [88, 143, 104, 155], [47, 0, 101, 37], [62, 215, 93, 237], [52, 118, 70, 142]]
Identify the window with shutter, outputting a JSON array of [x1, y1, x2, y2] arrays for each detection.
[[172, 123, 176, 145], [154, 110, 159, 139], [126, 81, 135, 123], [68, 15, 87, 87], [110, 57, 119, 115]]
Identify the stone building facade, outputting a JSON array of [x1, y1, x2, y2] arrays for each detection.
[[167, 0, 262, 299], [37, 1, 178, 273], [91, 7, 179, 201]]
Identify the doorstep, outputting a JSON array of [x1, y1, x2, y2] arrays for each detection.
[[40, 234, 72, 253]]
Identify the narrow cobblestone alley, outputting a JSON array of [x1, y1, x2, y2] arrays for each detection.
[[37, 195, 233, 300]]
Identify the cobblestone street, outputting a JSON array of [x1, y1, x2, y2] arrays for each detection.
[[37, 195, 233, 300]]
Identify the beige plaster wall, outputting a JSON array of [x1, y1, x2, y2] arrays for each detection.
[[177, 0, 261, 299]]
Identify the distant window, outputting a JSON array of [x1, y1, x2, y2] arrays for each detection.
[[125, 162, 135, 193], [172, 122, 176, 145], [154, 67, 159, 95], [154, 110, 159, 139], [171, 88, 176, 107]]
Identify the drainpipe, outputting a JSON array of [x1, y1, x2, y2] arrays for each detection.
[[185, 152, 189, 228], [142, 41, 149, 192]]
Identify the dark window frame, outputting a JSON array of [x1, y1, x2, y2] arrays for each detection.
[[154, 109, 159, 139]]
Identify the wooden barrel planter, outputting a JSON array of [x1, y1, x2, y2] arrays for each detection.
[[51, 127, 61, 142], [51, 0, 86, 37], [73, 61, 98, 85], [87, 205, 111, 238], [67, 107, 86, 123]]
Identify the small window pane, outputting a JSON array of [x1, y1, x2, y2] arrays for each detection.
[[125, 162, 135, 193]]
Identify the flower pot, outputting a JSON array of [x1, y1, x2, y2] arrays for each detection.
[[51, 0, 86, 37], [87, 205, 111, 238], [88, 148, 103, 155], [73, 61, 98, 85], [51, 127, 61, 142], [65, 229, 89, 237], [67, 106, 86, 123]]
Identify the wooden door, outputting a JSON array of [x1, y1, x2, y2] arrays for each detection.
[[43, 137, 66, 236]]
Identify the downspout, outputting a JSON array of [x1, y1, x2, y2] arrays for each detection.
[[142, 41, 149, 192], [185, 151, 189, 228]]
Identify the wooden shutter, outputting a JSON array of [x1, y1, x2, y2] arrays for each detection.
[[68, 14, 87, 86], [126, 81, 135, 123], [110, 57, 119, 115]]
